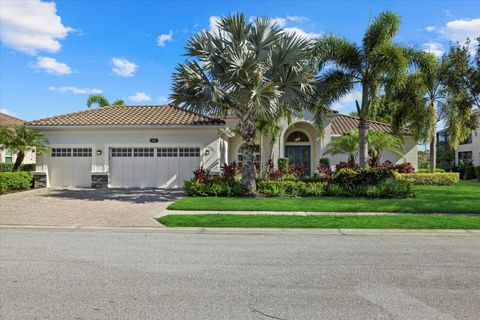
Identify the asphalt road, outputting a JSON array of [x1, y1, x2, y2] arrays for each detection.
[[1, 229, 479, 320]]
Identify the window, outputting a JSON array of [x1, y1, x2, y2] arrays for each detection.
[[157, 148, 178, 157], [72, 148, 92, 157], [5, 150, 13, 163], [111, 148, 132, 157], [237, 144, 261, 165], [458, 151, 473, 164], [133, 148, 154, 157], [460, 134, 472, 145], [179, 147, 200, 157], [51, 148, 72, 157], [286, 131, 309, 143]]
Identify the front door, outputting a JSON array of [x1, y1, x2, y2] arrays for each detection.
[[285, 146, 311, 176]]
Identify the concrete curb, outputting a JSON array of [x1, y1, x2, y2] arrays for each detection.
[[1, 225, 478, 236], [161, 210, 480, 216]]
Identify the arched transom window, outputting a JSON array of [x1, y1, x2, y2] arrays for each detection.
[[237, 144, 261, 165], [286, 131, 309, 143]]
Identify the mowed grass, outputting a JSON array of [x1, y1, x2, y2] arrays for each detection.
[[168, 180, 480, 213], [158, 214, 480, 229]]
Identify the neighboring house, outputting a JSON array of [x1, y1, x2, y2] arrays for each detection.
[[28, 105, 417, 188], [436, 123, 480, 167], [0, 112, 36, 164]]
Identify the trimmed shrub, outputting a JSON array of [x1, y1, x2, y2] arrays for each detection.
[[464, 164, 476, 180], [395, 172, 460, 185], [0, 163, 36, 172], [0, 171, 34, 194], [277, 158, 289, 171], [319, 157, 330, 169], [417, 168, 446, 173], [332, 167, 394, 189], [476, 166, 480, 180], [184, 179, 242, 197], [257, 180, 325, 197]]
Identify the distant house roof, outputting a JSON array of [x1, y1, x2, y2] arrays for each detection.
[[0, 112, 24, 126], [331, 114, 412, 136], [28, 105, 225, 127]]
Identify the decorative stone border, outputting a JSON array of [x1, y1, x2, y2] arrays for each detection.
[[91, 173, 108, 188], [33, 172, 47, 189]]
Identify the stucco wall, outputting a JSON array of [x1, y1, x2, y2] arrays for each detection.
[[35, 127, 222, 174], [0, 149, 36, 164], [455, 128, 480, 166]]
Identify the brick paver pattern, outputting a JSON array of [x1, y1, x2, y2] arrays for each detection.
[[0, 188, 182, 227]]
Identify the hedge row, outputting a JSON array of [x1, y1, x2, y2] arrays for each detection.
[[395, 172, 460, 186], [0, 163, 36, 172], [0, 171, 34, 194]]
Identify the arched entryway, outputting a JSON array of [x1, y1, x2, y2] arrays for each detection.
[[285, 130, 312, 176]]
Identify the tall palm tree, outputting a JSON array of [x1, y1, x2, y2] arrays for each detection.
[[86, 95, 125, 108], [368, 131, 404, 167], [0, 125, 49, 171], [324, 130, 359, 166], [171, 14, 314, 193], [311, 11, 410, 167]]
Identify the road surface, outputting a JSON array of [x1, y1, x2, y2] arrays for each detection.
[[1, 229, 479, 319]]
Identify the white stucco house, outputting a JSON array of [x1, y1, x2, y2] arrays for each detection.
[[28, 105, 417, 188], [0, 112, 36, 165]]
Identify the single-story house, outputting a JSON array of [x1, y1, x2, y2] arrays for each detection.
[[28, 105, 417, 188], [0, 112, 36, 165]]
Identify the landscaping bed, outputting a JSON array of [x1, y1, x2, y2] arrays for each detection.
[[158, 214, 480, 229], [169, 180, 480, 213]]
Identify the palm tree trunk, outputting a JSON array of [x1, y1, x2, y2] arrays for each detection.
[[429, 132, 436, 173], [358, 118, 369, 168], [428, 101, 436, 173], [240, 116, 257, 194], [12, 150, 24, 172]]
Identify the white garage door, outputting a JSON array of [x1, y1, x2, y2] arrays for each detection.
[[109, 147, 201, 188], [48, 148, 92, 187]]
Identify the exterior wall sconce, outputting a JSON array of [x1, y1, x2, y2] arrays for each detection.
[[204, 149, 210, 156], [96, 149, 103, 156]]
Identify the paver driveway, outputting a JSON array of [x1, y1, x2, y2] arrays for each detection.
[[0, 188, 183, 227]]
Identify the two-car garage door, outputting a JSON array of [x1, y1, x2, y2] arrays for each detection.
[[109, 147, 201, 188]]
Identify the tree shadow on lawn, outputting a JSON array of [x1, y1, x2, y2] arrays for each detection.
[[43, 188, 185, 204]]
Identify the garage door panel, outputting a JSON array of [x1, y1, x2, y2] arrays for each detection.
[[48, 148, 92, 188], [110, 147, 201, 188]]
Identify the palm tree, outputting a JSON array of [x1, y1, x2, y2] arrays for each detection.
[[324, 130, 359, 166], [368, 131, 404, 167], [0, 125, 49, 171], [171, 14, 314, 193], [86, 95, 125, 108], [311, 11, 411, 168]]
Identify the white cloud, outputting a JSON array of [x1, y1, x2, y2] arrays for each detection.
[[283, 27, 320, 40], [0, 108, 16, 116], [30, 56, 71, 75], [286, 15, 309, 23], [271, 17, 287, 27], [440, 18, 480, 44], [425, 26, 436, 32], [157, 30, 173, 47], [423, 42, 444, 58], [111, 57, 137, 77], [0, 0, 73, 55], [128, 92, 151, 102], [48, 86, 102, 95], [332, 91, 362, 112], [209, 16, 221, 32]]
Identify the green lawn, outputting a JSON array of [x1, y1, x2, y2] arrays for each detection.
[[168, 180, 480, 213], [158, 214, 480, 229]]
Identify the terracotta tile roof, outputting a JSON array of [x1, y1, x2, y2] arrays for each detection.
[[331, 114, 412, 136], [28, 105, 225, 127], [0, 112, 25, 126]]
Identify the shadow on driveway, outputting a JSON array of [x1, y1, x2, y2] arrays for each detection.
[[43, 188, 185, 204]]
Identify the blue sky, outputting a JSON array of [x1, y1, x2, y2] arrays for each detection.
[[0, 0, 479, 121]]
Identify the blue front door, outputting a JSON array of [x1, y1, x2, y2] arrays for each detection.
[[285, 146, 311, 176]]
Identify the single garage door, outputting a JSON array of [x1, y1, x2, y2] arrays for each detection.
[[109, 147, 201, 188], [48, 148, 92, 187]]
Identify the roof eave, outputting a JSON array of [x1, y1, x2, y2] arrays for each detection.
[[27, 124, 225, 130]]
